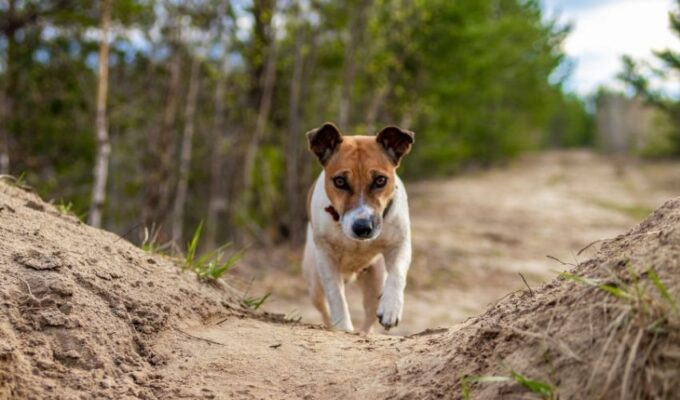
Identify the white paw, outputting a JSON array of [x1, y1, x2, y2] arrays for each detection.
[[376, 290, 403, 330]]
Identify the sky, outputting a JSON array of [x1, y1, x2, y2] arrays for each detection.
[[542, 0, 678, 96]]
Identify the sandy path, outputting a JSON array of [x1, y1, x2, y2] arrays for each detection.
[[241, 151, 680, 335], [156, 318, 404, 399]]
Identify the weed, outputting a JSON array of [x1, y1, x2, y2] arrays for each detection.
[[183, 221, 243, 281], [241, 293, 271, 310], [141, 226, 163, 254], [0, 172, 32, 191], [648, 268, 680, 318], [461, 370, 555, 400], [561, 265, 679, 397], [55, 199, 86, 221]]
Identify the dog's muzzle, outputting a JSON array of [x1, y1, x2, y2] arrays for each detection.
[[342, 205, 381, 241]]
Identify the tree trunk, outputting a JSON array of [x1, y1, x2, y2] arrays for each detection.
[[338, 0, 372, 128], [88, 0, 112, 228], [0, 92, 9, 174], [171, 56, 201, 244], [0, 0, 17, 176], [285, 23, 306, 243], [365, 85, 389, 132], [242, 37, 278, 195], [142, 24, 182, 239], [205, 56, 229, 250]]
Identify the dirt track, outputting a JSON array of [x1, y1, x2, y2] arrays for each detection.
[[245, 151, 680, 334], [2, 150, 679, 400]]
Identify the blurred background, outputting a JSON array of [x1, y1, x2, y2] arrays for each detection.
[[1, 0, 679, 333]]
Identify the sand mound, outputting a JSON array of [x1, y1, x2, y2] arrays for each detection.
[[378, 198, 680, 399], [0, 182, 252, 399]]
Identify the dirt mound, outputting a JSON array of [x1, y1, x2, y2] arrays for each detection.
[[373, 197, 680, 399], [0, 182, 256, 399]]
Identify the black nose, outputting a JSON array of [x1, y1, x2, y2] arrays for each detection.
[[352, 219, 374, 238]]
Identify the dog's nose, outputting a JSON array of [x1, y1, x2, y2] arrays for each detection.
[[352, 219, 374, 238]]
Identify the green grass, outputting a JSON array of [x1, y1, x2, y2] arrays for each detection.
[[183, 221, 243, 281], [55, 199, 86, 221], [461, 370, 555, 399], [241, 293, 272, 310], [589, 198, 652, 220]]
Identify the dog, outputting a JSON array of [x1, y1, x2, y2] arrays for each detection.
[[302, 122, 414, 332]]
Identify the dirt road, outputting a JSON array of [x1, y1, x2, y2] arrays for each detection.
[[244, 151, 680, 335]]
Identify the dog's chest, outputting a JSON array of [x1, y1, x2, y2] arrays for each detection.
[[316, 231, 388, 273]]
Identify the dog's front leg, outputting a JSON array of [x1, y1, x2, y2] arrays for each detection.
[[315, 249, 354, 331], [377, 242, 411, 330]]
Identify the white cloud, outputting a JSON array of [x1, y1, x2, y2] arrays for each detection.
[[544, 0, 678, 95]]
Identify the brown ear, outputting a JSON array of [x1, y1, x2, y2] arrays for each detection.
[[306, 122, 343, 165], [376, 126, 415, 165]]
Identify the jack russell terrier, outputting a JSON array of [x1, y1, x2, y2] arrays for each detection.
[[302, 122, 414, 332]]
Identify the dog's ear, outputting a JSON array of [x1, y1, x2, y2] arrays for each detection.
[[376, 126, 415, 165], [306, 122, 343, 165]]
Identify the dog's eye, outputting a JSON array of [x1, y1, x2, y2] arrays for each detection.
[[373, 175, 388, 189], [333, 176, 348, 189]]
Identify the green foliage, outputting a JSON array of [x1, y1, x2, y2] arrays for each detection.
[[3, 0, 591, 243], [619, 0, 680, 157]]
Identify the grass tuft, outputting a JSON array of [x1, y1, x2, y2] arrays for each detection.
[[461, 371, 555, 400], [241, 293, 271, 310], [183, 221, 243, 281]]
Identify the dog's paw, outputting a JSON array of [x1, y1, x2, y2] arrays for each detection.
[[376, 290, 403, 330]]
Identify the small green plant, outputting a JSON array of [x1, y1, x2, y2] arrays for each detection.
[[183, 221, 243, 281], [141, 226, 162, 254], [15, 171, 27, 186], [57, 200, 74, 215], [241, 293, 271, 310], [461, 370, 555, 400], [55, 199, 87, 221], [559, 271, 633, 300], [648, 268, 680, 318]]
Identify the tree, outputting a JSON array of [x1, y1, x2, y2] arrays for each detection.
[[171, 55, 201, 243], [141, 10, 183, 240], [89, 0, 113, 228], [619, 1, 680, 156], [338, 0, 373, 128]]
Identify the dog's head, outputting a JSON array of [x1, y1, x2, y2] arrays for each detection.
[[306, 122, 415, 241]]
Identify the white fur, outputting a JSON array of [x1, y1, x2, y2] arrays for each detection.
[[302, 171, 412, 332]]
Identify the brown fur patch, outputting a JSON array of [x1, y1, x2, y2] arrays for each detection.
[[323, 136, 400, 217]]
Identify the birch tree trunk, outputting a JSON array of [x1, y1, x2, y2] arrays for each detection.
[[171, 56, 201, 243], [338, 0, 372, 128], [88, 0, 112, 228]]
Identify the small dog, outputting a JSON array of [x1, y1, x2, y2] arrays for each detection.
[[302, 122, 414, 332]]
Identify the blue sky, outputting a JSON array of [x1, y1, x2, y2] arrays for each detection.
[[542, 0, 678, 96]]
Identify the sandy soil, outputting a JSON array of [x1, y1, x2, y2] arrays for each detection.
[[243, 151, 680, 335], [1, 150, 679, 400]]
